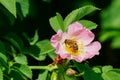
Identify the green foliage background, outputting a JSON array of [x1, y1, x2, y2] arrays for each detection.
[[0, 0, 120, 80]]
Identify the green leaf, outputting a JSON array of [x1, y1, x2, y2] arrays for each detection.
[[100, 0, 120, 49], [30, 30, 39, 45], [99, 30, 120, 48], [16, 0, 29, 18], [12, 63, 32, 79], [92, 66, 102, 73], [37, 70, 48, 80], [101, 0, 120, 29], [0, 68, 3, 80], [74, 62, 103, 80], [102, 66, 113, 73], [24, 45, 41, 60], [57, 72, 64, 80], [0, 52, 7, 63], [22, 30, 39, 45], [57, 72, 77, 80], [48, 52, 57, 60], [0, 6, 16, 25], [15, 54, 28, 65], [0, 42, 8, 68], [51, 71, 57, 80], [99, 31, 120, 42], [0, 0, 16, 17], [35, 40, 55, 61], [9, 45, 17, 57], [36, 39, 55, 55], [49, 13, 64, 32], [111, 36, 120, 49], [93, 66, 120, 80], [9, 70, 25, 80], [79, 20, 97, 30], [73, 61, 86, 72], [84, 69, 103, 80], [92, 66, 120, 80], [3, 32, 24, 51], [0, 52, 8, 69], [102, 69, 120, 80], [39, 54, 46, 61], [83, 67, 103, 80], [64, 5, 99, 31], [25, 40, 54, 61], [64, 73, 77, 80]]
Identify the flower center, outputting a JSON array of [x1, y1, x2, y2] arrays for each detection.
[[64, 39, 84, 56]]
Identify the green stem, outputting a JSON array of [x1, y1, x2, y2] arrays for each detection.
[[29, 64, 57, 71], [75, 72, 84, 77]]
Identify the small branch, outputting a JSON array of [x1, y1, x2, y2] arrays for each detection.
[[75, 72, 84, 77], [29, 64, 57, 71]]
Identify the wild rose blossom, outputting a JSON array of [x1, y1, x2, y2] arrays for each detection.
[[50, 22, 101, 63]]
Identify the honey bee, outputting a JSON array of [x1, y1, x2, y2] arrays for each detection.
[[64, 39, 78, 51]]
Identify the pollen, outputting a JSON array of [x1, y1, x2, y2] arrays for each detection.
[[64, 39, 84, 56]]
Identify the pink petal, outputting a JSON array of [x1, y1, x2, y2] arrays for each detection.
[[83, 41, 101, 60], [55, 43, 70, 59], [50, 30, 63, 47], [70, 41, 101, 63], [67, 22, 94, 45], [68, 22, 83, 35], [60, 54, 70, 59], [70, 55, 84, 63], [77, 28, 95, 45]]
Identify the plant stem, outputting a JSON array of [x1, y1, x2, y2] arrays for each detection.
[[75, 72, 84, 77], [29, 64, 57, 71]]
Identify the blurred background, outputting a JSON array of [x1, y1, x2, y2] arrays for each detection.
[[0, 0, 120, 71]]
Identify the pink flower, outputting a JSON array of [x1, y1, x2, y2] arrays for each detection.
[[50, 22, 101, 63]]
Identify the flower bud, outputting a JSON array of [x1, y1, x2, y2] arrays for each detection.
[[66, 68, 76, 76]]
